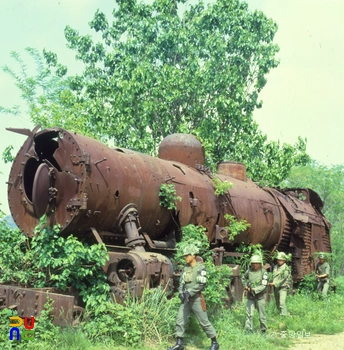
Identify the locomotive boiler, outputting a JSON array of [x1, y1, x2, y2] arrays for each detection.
[[6, 126, 331, 305]]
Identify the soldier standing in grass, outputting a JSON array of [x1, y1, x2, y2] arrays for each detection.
[[316, 253, 331, 298], [243, 254, 268, 335], [269, 252, 291, 316], [167, 244, 219, 350]]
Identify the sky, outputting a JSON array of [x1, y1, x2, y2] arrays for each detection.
[[1, 0, 344, 215], [247, 0, 344, 166]]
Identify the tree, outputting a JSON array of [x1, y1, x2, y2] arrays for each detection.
[[1, 0, 310, 185], [0, 48, 93, 136], [280, 162, 344, 276]]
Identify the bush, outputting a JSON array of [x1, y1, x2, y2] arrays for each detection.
[[81, 287, 177, 347], [333, 276, 344, 295], [295, 272, 318, 295]]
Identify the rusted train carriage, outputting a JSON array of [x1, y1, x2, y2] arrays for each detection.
[[2, 126, 331, 322]]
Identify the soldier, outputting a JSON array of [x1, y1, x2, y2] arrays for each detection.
[[268, 252, 291, 316], [316, 253, 330, 298], [168, 244, 219, 350], [243, 254, 268, 335]]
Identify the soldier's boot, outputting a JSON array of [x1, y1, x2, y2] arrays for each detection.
[[167, 337, 184, 350], [209, 337, 220, 350]]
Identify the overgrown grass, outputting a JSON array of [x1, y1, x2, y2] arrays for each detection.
[[1, 287, 343, 350], [279, 293, 344, 334]]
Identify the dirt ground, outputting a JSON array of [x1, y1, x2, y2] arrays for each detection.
[[290, 331, 344, 350], [166, 332, 344, 350], [176, 332, 344, 350]]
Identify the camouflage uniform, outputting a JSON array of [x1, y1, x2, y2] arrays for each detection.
[[272, 262, 291, 315], [316, 260, 330, 297], [243, 267, 268, 332], [175, 261, 216, 339]]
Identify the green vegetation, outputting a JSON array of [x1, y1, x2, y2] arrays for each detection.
[[159, 183, 182, 210], [174, 224, 233, 309], [0, 214, 344, 349], [225, 243, 270, 274], [1, 0, 310, 186], [0, 215, 110, 306], [174, 224, 212, 264], [272, 251, 292, 262], [213, 177, 233, 196], [224, 214, 251, 241], [1, 283, 343, 349], [0, 0, 343, 349]]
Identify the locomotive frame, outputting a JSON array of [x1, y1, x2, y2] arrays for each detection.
[[1, 126, 331, 323]]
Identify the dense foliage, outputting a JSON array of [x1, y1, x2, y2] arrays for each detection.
[[0, 214, 110, 305], [158, 183, 182, 210], [1, 0, 310, 186], [1, 279, 344, 349]]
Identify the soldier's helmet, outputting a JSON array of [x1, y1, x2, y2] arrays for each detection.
[[276, 252, 288, 261], [319, 253, 326, 259], [183, 244, 200, 256], [250, 255, 262, 264]]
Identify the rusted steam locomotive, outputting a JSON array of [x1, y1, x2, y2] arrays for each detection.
[[3, 126, 331, 321]]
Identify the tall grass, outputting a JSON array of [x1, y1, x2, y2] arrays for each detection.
[[0, 286, 343, 350]]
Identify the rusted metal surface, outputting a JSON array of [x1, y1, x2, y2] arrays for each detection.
[[6, 126, 331, 308], [214, 175, 286, 249], [9, 129, 210, 240], [106, 250, 174, 303], [217, 161, 247, 181], [158, 133, 205, 168], [266, 187, 332, 280], [0, 285, 83, 326]]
